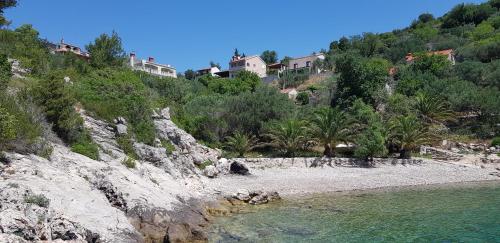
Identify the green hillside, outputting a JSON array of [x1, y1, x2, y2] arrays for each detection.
[[0, 0, 499, 161]]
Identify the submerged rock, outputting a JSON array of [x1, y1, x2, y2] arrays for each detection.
[[231, 190, 281, 205]]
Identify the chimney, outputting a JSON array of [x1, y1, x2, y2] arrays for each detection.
[[148, 57, 155, 63], [129, 52, 136, 66]]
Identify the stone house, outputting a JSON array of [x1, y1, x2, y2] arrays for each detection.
[[287, 53, 325, 73], [54, 39, 90, 60]]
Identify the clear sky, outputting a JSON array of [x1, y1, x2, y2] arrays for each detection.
[[5, 0, 486, 72]]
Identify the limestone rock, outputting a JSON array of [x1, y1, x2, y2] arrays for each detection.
[[249, 191, 281, 205], [214, 158, 230, 174], [153, 107, 220, 165], [231, 190, 281, 205], [203, 165, 218, 178], [160, 107, 171, 120], [233, 189, 251, 202], [229, 161, 249, 175], [116, 124, 128, 136]]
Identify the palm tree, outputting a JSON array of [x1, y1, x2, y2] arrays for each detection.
[[224, 131, 259, 157], [309, 108, 353, 157], [265, 119, 308, 157], [414, 92, 456, 124], [389, 115, 430, 159]]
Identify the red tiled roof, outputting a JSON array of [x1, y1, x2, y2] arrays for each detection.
[[406, 49, 453, 62]]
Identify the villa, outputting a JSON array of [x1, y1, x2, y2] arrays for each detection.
[[128, 53, 177, 78], [287, 53, 325, 73], [226, 54, 267, 78], [54, 39, 90, 60], [405, 49, 456, 65], [196, 66, 221, 77]]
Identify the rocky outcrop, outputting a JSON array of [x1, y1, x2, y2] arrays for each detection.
[[229, 161, 250, 175], [228, 189, 281, 205], [153, 108, 220, 165], [420, 146, 463, 161], [0, 152, 142, 242], [1, 108, 222, 242]]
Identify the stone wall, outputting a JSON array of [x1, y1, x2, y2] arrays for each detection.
[[227, 157, 422, 169]]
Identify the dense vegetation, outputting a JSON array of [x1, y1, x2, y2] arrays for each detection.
[[0, 0, 499, 162]]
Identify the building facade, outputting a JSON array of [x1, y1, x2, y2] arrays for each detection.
[[287, 53, 325, 73], [196, 66, 221, 76], [54, 39, 90, 60], [228, 55, 267, 78], [129, 53, 177, 78]]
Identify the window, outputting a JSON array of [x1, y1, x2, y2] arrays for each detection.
[[253, 64, 256, 67], [247, 62, 250, 67], [306, 61, 311, 67], [294, 63, 298, 69]]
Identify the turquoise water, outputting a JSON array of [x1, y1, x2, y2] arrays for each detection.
[[209, 183, 500, 242]]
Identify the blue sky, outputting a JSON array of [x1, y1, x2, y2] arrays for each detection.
[[6, 0, 486, 72]]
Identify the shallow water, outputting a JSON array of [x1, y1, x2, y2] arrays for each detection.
[[208, 183, 500, 242]]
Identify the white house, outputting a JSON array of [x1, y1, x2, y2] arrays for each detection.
[[196, 66, 221, 76], [128, 53, 177, 78]]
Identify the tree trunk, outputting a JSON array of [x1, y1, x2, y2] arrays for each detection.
[[323, 144, 334, 157]]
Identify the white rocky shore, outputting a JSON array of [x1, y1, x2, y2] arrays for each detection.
[[1, 107, 499, 242], [208, 158, 500, 197]]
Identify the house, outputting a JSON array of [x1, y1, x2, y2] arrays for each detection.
[[196, 66, 220, 77], [128, 53, 177, 78], [267, 63, 286, 76], [228, 54, 267, 78], [287, 53, 325, 73], [54, 39, 90, 60], [405, 49, 455, 65]]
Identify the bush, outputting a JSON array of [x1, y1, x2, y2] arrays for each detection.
[[196, 160, 213, 170], [296, 92, 309, 105], [116, 134, 137, 159], [74, 68, 156, 145], [71, 138, 99, 160], [160, 139, 176, 155], [121, 156, 136, 169], [24, 193, 50, 208], [492, 137, 500, 147]]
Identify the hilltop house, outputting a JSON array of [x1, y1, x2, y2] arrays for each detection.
[[226, 54, 267, 78], [128, 53, 177, 78], [405, 49, 456, 65], [54, 39, 90, 60], [287, 53, 325, 73], [196, 66, 220, 77]]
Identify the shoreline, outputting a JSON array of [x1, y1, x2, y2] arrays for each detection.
[[280, 179, 500, 200], [206, 159, 500, 198]]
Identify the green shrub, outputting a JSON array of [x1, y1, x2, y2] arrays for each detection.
[[74, 68, 156, 145], [122, 156, 136, 169], [491, 137, 500, 147], [296, 92, 309, 105], [24, 193, 50, 208], [71, 137, 99, 160], [160, 139, 176, 155], [116, 134, 137, 159], [196, 160, 213, 170]]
